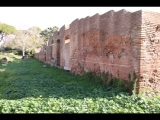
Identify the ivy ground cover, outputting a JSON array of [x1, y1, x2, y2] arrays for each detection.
[[0, 54, 160, 113]]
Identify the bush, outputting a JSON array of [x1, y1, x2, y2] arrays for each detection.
[[27, 49, 35, 57], [12, 50, 19, 55]]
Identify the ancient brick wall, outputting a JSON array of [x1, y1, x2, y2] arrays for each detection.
[[44, 27, 65, 67], [137, 11, 160, 94], [34, 52, 39, 60], [47, 31, 58, 65], [34, 9, 160, 95], [39, 51, 45, 62], [38, 44, 47, 62], [45, 45, 50, 64], [67, 9, 141, 82], [44, 9, 141, 80]]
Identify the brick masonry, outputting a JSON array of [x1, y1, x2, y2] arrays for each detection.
[[34, 9, 160, 95]]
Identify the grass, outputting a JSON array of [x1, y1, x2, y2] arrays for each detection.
[[0, 53, 160, 113]]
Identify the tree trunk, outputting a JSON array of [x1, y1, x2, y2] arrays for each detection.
[[0, 32, 5, 42], [22, 46, 25, 57], [22, 50, 25, 56]]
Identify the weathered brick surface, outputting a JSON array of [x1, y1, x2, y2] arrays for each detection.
[[137, 11, 160, 95], [34, 9, 160, 95]]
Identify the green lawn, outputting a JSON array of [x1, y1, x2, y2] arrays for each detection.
[[0, 53, 160, 113]]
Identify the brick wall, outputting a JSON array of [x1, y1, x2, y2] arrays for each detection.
[[34, 9, 160, 95], [137, 11, 160, 94]]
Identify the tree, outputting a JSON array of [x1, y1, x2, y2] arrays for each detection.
[[26, 26, 44, 53], [40, 26, 59, 42], [6, 30, 29, 56], [0, 23, 16, 42], [6, 26, 44, 57]]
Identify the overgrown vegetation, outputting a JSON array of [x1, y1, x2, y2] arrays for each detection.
[[40, 26, 59, 42], [0, 53, 160, 113], [83, 71, 137, 95], [0, 47, 35, 57]]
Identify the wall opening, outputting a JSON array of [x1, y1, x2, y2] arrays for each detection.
[[51, 40, 54, 45], [64, 35, 71, 71], [57, 39, 60, 66], [156, 24, 160, 32], [44, 47, 46, 62], [65, 35, 70, 43], [51, 40, 54, 59]]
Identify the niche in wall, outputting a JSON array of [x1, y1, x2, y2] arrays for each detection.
[[65, 35, 70, 43]]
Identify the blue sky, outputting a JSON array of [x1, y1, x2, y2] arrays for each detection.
[[0, 7, 160, 30]]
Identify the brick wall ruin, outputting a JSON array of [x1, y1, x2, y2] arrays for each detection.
[[34, 9, 160, 95]]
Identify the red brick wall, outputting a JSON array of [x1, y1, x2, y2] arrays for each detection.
[[45, 46, 50, 64], [38, 51, 45, 62], [137, 11, 160, 94], [67, 9, 141, 82], [34, 53, 39, 59], [35, 9, 160, 95]]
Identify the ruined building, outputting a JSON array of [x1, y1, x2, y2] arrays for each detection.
[[34, 9, 160, 95]]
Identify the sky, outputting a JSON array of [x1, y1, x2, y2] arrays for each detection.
[[0, 7, 160, 30]]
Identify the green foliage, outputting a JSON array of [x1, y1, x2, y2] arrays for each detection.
[[0, 69, 14, 79], [27, 49, 35, 57], [81, 71, 103, 88], [0, 47, 24, 56], [0, 23, 16, 34], [5, 26, 44, 56], [132, 73, 138, 95], [101, 71, 109, 84], [0, 54, 160, 113], [30, 49, 35, 55], [12, 50, 19, 55], [28, 26, 41, 33], [128, 73, 131, 81], [40, 26, 59, 41], [108, 78, 124, 88], [83, 71, 138, 95], [0, 47, 12, 53]]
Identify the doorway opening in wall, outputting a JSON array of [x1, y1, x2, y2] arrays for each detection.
[[51, 40, 54, 59], [57, 39, 60, 67], [44, 47, 46, 62], [65, 35, 70, 43], [64, 35, 71, 71]]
